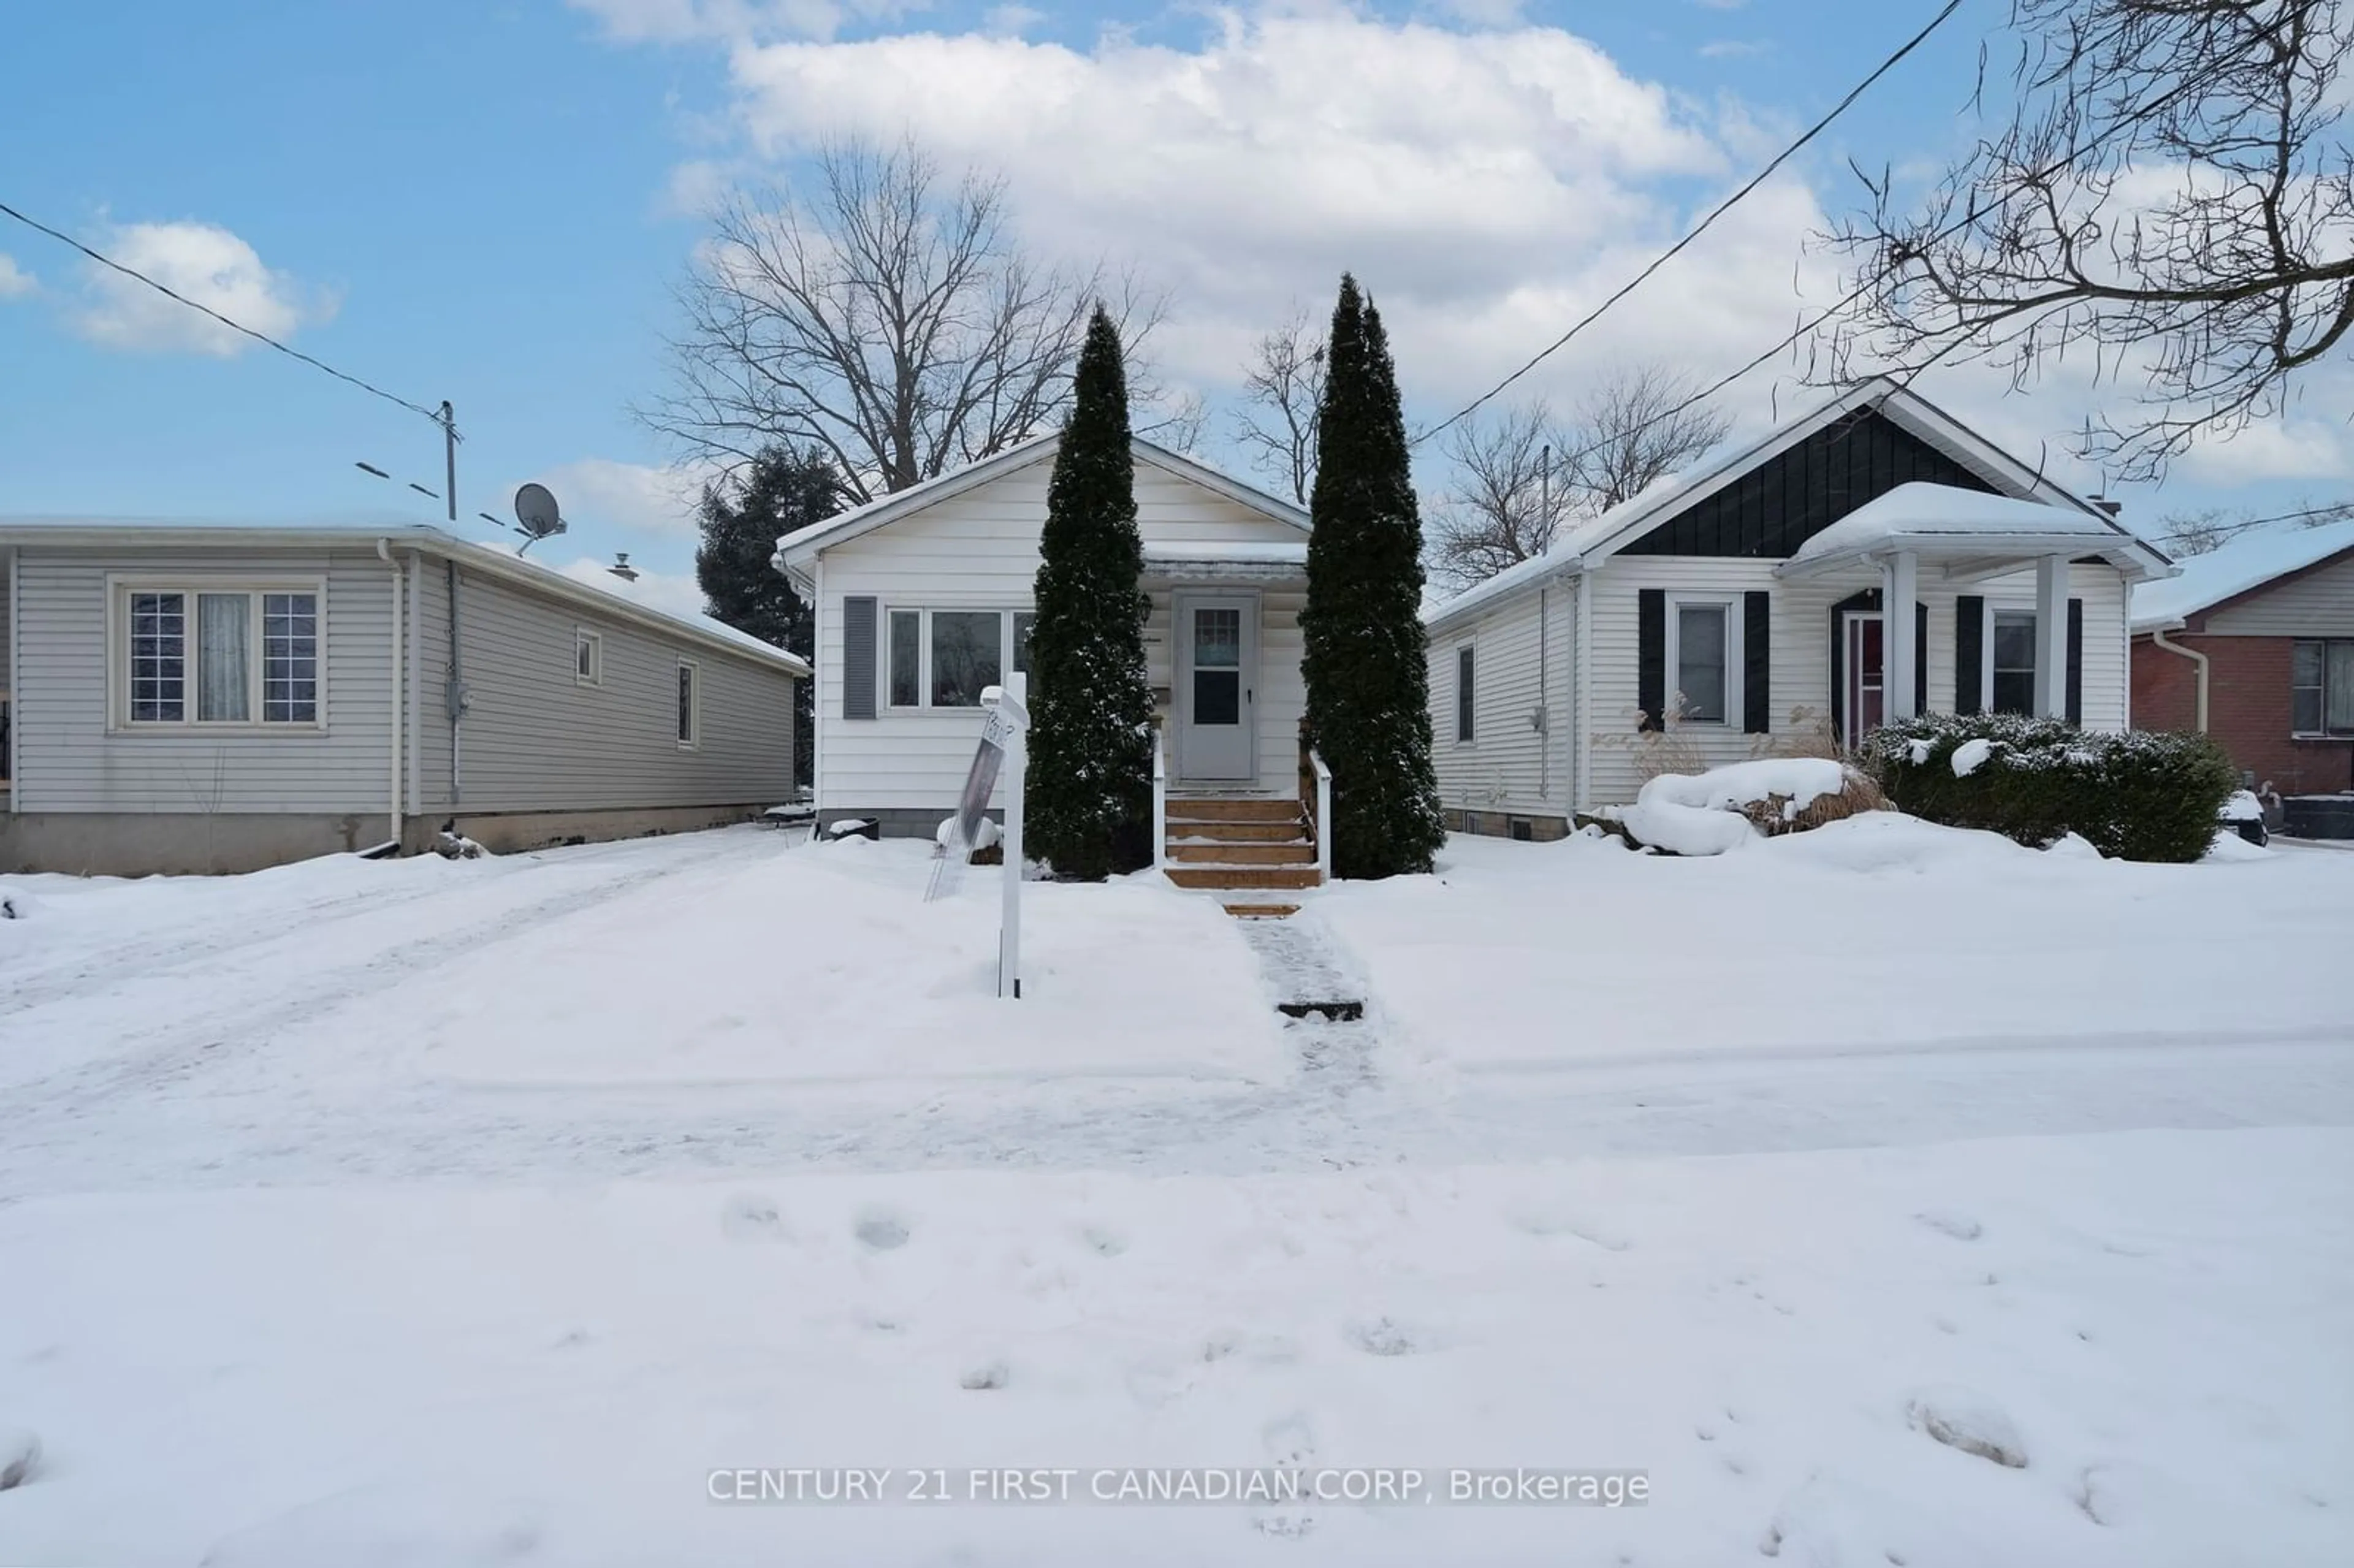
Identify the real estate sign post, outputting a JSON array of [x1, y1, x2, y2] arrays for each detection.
[[926, 673, 1027, 1000]]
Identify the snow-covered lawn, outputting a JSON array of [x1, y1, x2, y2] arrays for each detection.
[[2, 820, 2350, 1566]]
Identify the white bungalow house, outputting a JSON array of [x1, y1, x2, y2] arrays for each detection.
[[772, 435, 1324, 911], [1424, 378, 2176, 837]]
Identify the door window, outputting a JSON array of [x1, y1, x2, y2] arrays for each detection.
[[1192, 607, 1241, 726]]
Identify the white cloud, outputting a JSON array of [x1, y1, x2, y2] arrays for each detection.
[[72, 220, 329, 357], [524, 457, 712, 536], [0, 253, 35, 299], [715, 10, 1816, 417], [552, 554, 711, 620]]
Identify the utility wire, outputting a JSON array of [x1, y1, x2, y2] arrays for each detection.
[[1417, 0, 1964, 446], [1466, 31, 2279, 522], [0, 198, 456, 435]]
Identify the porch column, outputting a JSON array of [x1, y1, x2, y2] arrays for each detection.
[[2035, 554, 2070, 718], [1883, 549, 1919, 721]]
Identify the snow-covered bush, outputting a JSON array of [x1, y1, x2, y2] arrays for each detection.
[[1619, 759, 1883, 856], [1861, 714, 2235, 863]]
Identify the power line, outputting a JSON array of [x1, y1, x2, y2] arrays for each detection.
[[0, 198, 456, 435], [1455, 28, 2281, 515], [1417, 0, 1964, 446]]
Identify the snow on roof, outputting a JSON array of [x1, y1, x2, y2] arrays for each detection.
[[1788, 484, 2120, 566], [1141, 541, 1309, 564], [2131, 517, 2354, 630]]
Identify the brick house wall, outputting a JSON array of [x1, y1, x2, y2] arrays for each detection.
[[2132, 633, 2354, 793]]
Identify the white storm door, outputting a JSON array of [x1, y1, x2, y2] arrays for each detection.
[[1176, 595, 1257, 781]]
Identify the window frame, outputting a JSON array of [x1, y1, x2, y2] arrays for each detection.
[[1987, 606, 2040, 717], [676, 658, 701, 749], [1663, 594, 1740, 727], [880, 607, 1033, 711], [107, 575, 328, 734], [574, 627, 604, 688], [1454, 641, 1477, 745], [2292, 638, 2354, 739]]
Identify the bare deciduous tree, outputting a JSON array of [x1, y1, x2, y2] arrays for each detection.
[[1428, 400, 1571, 588], [1231, 308, 1327, 504], [1428, 366, 1731, 588], [1825, 0, 2354, 479], [644, 139, 1184, 505], [1558, 365, 1734, 514]]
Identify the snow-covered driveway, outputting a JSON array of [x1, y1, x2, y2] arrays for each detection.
[[2, 821, 2350, 1565]]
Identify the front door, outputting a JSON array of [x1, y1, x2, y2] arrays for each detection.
[[1176, 595, 1256, 781], [1842, 611, 1884, 746]]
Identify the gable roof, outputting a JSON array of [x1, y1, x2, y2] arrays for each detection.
[[771, 435, 1309, 588], [1425, 378, 2168, 635], [2131, 517, 2354, 631], [0, 519, 810, 677]]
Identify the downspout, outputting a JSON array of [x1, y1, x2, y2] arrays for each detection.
[[2149, 623, 2209, 732], [1536, 585, 1548, 799], [376, 539, 403, 849], [445, 557, 465, 805], [1572, 566, 1594, 815]]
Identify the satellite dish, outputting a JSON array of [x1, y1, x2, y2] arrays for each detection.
[[513, 483, 566, 552]]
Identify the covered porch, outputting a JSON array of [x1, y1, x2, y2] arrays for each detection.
[[1778, 484, 2158, 740], [1138, 541, 1323, 915]]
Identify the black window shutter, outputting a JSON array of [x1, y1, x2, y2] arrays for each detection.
[[1637, 589, 1666, 731], [1954, 595, 1984, 714], [1743, 590, 1770, 733], [1915, 601, 1930, 717], [842, 595, 877, 720], [2066, 597, 2084, 726]]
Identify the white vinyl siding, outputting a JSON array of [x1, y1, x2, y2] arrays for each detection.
[[1582, 556, 2131, 808], [1428, 582, 1573, 816], [2199, 550, 2354, 636], [815, 450, 1309, 812]]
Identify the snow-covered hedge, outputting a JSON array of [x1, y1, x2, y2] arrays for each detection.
[[1860, 714, 2236, 863], [1619, 758, 1884, 856]]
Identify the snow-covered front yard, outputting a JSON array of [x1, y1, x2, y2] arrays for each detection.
[[2, 820, 2350, 1566]]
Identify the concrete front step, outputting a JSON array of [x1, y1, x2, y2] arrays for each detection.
[[1165, 864, 1322, 891], [1167, 840, 1315, 866], [1166, 818, 1304, 843], [1222, 902, 1301, 919], [1165, 797, 1301, 824]]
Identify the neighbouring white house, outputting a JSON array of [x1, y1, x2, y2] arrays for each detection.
[[773, 435, 1325, 910], [1423, 378, 2177, 838]]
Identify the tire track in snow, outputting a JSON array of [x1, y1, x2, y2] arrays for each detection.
[[0, 831, 770, 1120]]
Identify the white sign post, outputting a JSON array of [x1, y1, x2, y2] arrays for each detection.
[[926, 672, 1028, 1000]]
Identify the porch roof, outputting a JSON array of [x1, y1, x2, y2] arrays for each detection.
[[1776, 482, 2168, 582], [1141, 539, 1309, 582]]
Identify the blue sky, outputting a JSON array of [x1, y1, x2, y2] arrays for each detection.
[[3, 1, 2344, 612]]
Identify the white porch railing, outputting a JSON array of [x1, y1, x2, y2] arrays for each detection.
[[1309, 747, 1332, 883], [1151, 728, 1168, 872]]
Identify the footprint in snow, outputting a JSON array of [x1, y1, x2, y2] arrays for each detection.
[[1080, 1225, 1127, 1257], [1344, 1317, 1426, 1357], [854, 1209, 910, 1252], [1253, 1412, 1319, 1539], [721, 1193, 790, 1242], [960, 1361, 1008, 1391], [1914, 1209, 1984, 1242]]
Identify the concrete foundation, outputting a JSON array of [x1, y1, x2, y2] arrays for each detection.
[[818, 807, 980, 839], [1449, 807, 1571, 842], [1, 801, 780, 876]]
